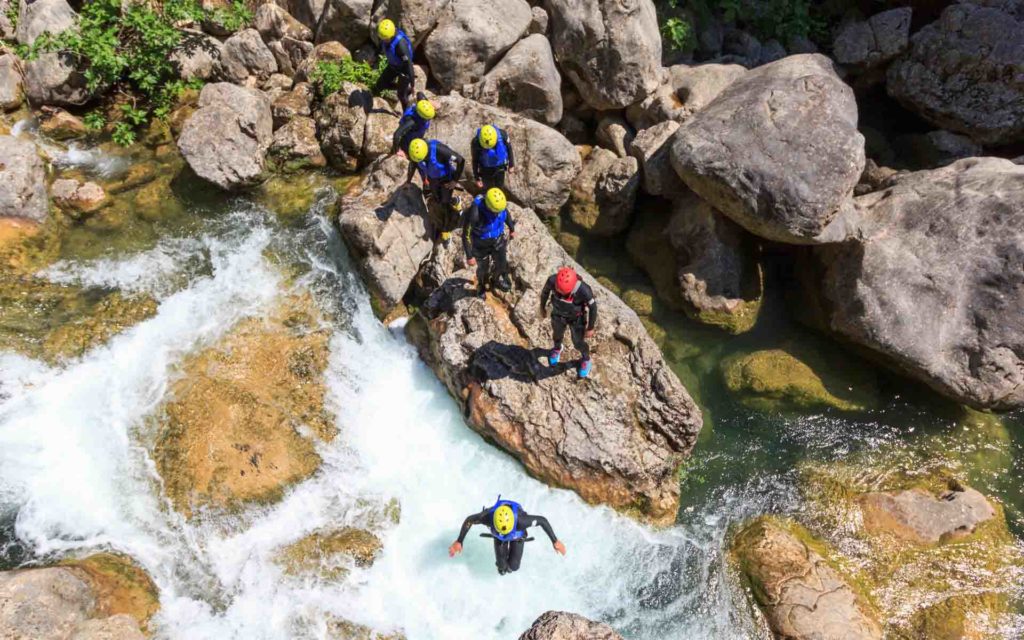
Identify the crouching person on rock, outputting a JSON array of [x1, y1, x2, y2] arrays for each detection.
[[463, 188, 515, 297], [406, 138, 465, 245], [472, 124, 515, 192], [448, 496, 566, 575], [392, 98, 435, 157], [541, 267, 597, 379]]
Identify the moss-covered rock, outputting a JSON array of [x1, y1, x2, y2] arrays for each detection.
[[621, 289, 654, 317], [799, 460, 1024, 638], [0, 216, 62, 273], [326, 617, 405, 640], [556, 231, 581, 258], [0, 275, 158, 362], [278, 528, 383, 580], [721, 347, 879, 412], [61, 553, 160, 631], [153, 293, 336, 518], [731, 516, 882, 640]]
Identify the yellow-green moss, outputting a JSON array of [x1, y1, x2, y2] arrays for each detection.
[[556, 231, 581, 258], [62, 553, 160, 631], [326, 617, 405, 640], [693, 294, 762, 335], [278, 528, 383, 580], [622, 289, 654, 317], [721, 347, 878, 413]]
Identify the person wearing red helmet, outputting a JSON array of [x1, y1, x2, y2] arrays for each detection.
[[539, 266, 598, 378]]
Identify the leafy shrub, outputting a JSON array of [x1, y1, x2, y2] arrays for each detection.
[[660, 16, 695, 52], [711, 0, 825, 43], [310, 58, 386, 98], [25, 0, 250, 145]]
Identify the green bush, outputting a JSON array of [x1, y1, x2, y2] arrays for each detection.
[[309, 58, 386, 98], [660, 16, 695, 52], [710, 0, 825, 43], [24, 0, 250, 145]]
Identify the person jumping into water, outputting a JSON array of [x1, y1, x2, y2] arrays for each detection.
[[448, 497, 566, 575]]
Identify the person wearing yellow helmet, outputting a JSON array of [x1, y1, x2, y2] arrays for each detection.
[[373, 18, 415, 108], [448, 497, 566, 575], [392, 98, 436, 156], [405, 138, 466, 245], [472, 124, 516, 191], [462, 187, 515, 297]]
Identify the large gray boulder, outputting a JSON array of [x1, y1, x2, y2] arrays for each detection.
[[177, 83, 273, 190], [545, 0, 661, 109], [315, 0, 373, 48], [732, 518, 883, 640], [423, 0, 532, 93], [0, 136, 48, 223], [335, 154, 431, 314], [217, 28, 278, 83], [461, 34, 563, 126], [809, 158, 1024, 410], [519, 612, 623, 640], [171, 30, 223, 82], [887, 2, 1024, 145], [627, 195, 762, 334], [22, 52, 94, 106], [370, 0, 450, 45], [671, 54, 865, 244], [668, 62, 746, 113], [406, 205, 702, 523], [833, 7, 911, 70], [567, 146, 639, 237], [15, 0, 76, 46], [429, 94, 580, 215], [0, 54, 24, 111]]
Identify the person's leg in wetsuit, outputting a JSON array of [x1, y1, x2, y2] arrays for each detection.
[[507, 539, 526, 572], [473, 244, 493, 295], [569, 317, 591, 361], [396, 74, 413, 110], [478, 166, 506, 192], [491, 237, 511, 291], [551, 314, 569, 360], [493, 539, 512, 574]]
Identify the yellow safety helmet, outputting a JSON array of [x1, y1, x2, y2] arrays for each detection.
[[493, 505, 515, 536], [416, 99, 436, 120], [484, 187, 506, 213], [478, 124, 498, 149], [408, 138, 429, 163], [377, 19, 396, 41]]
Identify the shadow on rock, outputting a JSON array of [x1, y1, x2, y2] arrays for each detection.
[[469, 340, 568, 384]]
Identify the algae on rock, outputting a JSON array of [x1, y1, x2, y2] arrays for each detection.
[[61, 552, 160, 631], [153, 293, 336, 518], [278, 527, 383, 580]]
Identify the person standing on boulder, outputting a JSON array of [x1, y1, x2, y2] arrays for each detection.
[[448, 497, 566, 575], [392, 98, 436, 156], [540, 267, 597, 379], [471, 124, 515, 191], [463, 187, 515, 296], [406, 138, 465, 245], [374, 19, 416, 109]]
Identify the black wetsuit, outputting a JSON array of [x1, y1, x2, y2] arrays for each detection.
[[540, 275, 598, 361], [406, 141, 465, 237], [375, 36, 416, 109], [456, 507, 558, 574], [471, 128, 516, 191], [462, 200, 516, 293]]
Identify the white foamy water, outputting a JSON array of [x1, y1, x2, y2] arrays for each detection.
[[0, 203, 759, 639]]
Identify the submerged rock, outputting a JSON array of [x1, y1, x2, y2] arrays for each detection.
[[546, 0, 661, 109], [405, 206, 701, 523], [809, 158, 1024, 410], [731, 517, 883, 640], [51, 178, 108, 218], [153, 294, 335, 517], [278, 528, 383, 579], [0, 135, 48, 223], [0, 553, 157, 640], [887, 2, 1024, 145], [671, 54, 865, 244], [859, 486, 996, 545], [721, 347, 878, 412], [518, 611, 623, 640], [429, 93, 580, 215], [39, 107, 87, 140], [177, 83, 273, 190]]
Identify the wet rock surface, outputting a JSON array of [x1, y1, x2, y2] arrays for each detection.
[[671, 54, 865, 244], [518, 611, 623, 640], [732, 517, 883, 640], [859, 486, 996, 544], [404, 205, 701, 523], [153, 294, 335, 517], [809, 158, 1024, 410], [0, 136, 48, 223]]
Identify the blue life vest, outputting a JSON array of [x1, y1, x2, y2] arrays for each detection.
[[401, 105, 430, 140], [489, 497, 525, 542], [472, 196, 508, 240], [477, 127, 509, 168], [384, 29, 412, 69], [418, 141, 452, 182]]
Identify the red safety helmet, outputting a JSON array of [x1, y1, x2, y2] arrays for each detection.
[[555, 267, 578, 295]]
